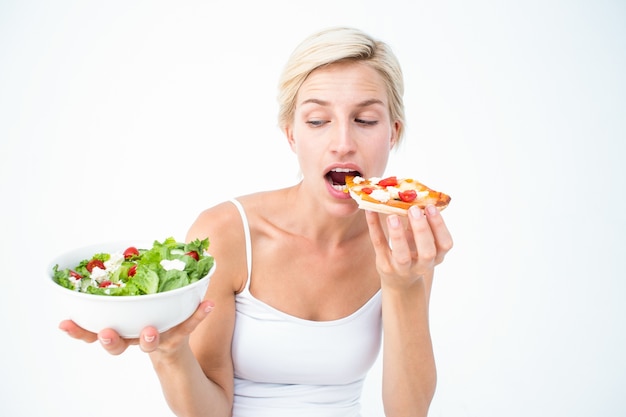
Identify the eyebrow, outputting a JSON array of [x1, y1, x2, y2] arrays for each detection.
[[299, 98, 385, 108]]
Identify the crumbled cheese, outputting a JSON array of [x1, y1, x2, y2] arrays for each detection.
[[387, 186, 401, 200], [69, 275, 82, 291], [397, 181, 415, 191], [104, 252, 124, 272], [90, 266, 108, 283], [370, 189, 391, 203], [160, 259, 186, 271], [353, 176, 366, 184]]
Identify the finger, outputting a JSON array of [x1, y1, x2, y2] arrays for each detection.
[[59, 320, 98, 343], [365, 210, 390, 258], [408, 206, 437, 267], [386, 214, 413, 268], [424, 205, 453, 263], [138, 327, 160, 353], [175, 300, 215, 335], [97, 328, 133, 356]]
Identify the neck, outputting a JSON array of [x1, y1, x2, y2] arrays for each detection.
[[282, 184, 369, 246]]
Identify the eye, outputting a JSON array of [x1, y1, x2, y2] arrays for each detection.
[[355, 118, 378, 126], [306, 120, 327, 127]]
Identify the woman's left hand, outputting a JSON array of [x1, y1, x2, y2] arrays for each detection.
[[365, 204, 453, 290]]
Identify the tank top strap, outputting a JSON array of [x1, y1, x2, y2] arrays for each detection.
[[230, 198, 252, 291]]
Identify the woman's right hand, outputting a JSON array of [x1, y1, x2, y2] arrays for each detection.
[[58, 300, 215, 356]]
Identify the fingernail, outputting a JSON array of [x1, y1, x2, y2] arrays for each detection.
[[99, 337, 111, 345], [388, 215, 401, 228], [409, 206, 423, 218], [426, 205, 438, 216], [144, 334, 155, 343], [204, 303, 214, 313]]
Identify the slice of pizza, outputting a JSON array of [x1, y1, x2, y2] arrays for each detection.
[[346, 175, 451, 215]]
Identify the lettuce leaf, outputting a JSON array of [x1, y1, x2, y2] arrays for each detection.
[[158, 270, 190, 293], [132, 266, 159, 295]]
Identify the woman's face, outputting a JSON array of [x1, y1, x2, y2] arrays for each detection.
[[286, 61, 400, 214]]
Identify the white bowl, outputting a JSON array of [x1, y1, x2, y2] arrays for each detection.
[[48, 241, 216, 338]]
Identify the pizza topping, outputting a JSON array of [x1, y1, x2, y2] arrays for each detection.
[[345, 175, 451, 214], [386, 186, 401, 199], [327, 168, 362, 191], [370, 189, 391, 203], [378, 176, 398, 187], [398, 189, 418, 202], [327, 168, 361, 186]]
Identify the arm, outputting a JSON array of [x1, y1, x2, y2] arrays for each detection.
[[147, 297, 232, 417], [60, 301, 231, 417], [59, 202, 244, 417], [366, 205, 453, 417], [147, 266, 236, 416], [149, 202, 246, 416]]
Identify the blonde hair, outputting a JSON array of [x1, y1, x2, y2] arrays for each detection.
[[277, 27, 406, 146]]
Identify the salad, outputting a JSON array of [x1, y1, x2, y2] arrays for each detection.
[[52, 237, 214, 296]]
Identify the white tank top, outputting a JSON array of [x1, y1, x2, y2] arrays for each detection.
[[229, 199, 382, 417]]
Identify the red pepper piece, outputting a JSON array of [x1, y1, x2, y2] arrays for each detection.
[[378, 176, 398, 187], [123, 247, 139, 260], [186, 251, 199, 261], [399, 189, 418, 202], [86, 259, 105, 273]]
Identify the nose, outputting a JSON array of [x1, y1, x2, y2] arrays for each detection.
[[330, 121, 357, 155]]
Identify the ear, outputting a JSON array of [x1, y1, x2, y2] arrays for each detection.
[[389, 120, 401, 149], [285, 125, 297, 153]]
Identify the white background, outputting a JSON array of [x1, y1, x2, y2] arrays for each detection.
[[1, 1, 625, 416]]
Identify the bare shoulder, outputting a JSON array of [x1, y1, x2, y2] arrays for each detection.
[[186, 190, 291, 288], [233, 189, 292, 221], [187, 201, 240, 241], [186, 200, 248, 293]]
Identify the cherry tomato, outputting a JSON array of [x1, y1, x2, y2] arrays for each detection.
[[362, 187, 374, 194], [123, 246, 139, 259], [399, 189, 417, 202], [186, 251, 199, 261], [86, 259, 106, 273], [128, 265, 137, 277], [70, 271, 82, 280], [378, 176, 398, 187], [99, 280, 112, 288]]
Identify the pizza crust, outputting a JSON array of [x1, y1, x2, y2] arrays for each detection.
[[349, 190, 415, 215]]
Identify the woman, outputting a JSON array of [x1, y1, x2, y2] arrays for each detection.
[[60, 26, 453, 417]]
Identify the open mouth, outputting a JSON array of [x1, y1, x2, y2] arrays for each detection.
[[326, 168, 362, 191]]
